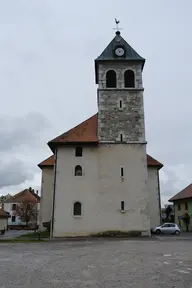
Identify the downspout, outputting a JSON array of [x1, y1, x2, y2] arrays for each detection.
[[50, 148, 57, 238], [157, 169, 162, 225]]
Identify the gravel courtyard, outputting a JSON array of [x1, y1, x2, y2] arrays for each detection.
[[0, 238, 192, 287]]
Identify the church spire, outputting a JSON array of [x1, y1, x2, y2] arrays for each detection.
[[95, 28, 145, 83]]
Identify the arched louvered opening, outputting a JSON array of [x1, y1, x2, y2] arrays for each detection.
[[106, 70, 117, 88], [124, 70, 135, 88]]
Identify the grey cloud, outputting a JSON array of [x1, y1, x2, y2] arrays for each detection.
[[160, 166, 192, 199], [0, 159, 34, 189], [0, 112, 51, 152]]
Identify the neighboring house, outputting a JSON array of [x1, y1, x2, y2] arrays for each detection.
[[169, 183, 192, 231], [38, 30, 163, 237], [0, 209, 10, 232], [4, 189, 40, 226]]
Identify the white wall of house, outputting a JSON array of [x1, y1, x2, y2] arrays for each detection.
[[0, 218, 8, 230], [53, 144, 151, 237], [147, 167, 161, 228], [39, 168, 54, 229]]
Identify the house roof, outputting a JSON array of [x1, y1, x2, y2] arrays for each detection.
[[96, 31, 145, 62], [169, 183, 192, 202], [39, 153, 162, 170], [147, 155, 163, 168], [39, 154, 162, 170], [0, 209, 10, 218], [38, 155, 55, 168], [48, 114, 98, 151], [4, 189, 40, 204], [46, 114, 163, 169]]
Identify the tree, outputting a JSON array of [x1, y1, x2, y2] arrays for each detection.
[[15, 201, 38, 226], [165, 205, 173, 222], [182, 213, 190, 232], [0, 194, 12, 208]]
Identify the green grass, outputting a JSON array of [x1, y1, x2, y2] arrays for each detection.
[[17, 230, 50, 239]]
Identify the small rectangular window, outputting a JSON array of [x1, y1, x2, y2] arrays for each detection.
[[12, 216, 16, 222], [121, 167, 124, 177], [120, 134, 123, 142], [178, 203, 181, 211], [119, 100, 122, 109], [12, 204, 16, 210], [121, 201, 124, 211], [75, 147, 82, 157], [185, 202, 188, 210]]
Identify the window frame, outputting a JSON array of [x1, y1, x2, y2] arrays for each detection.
[[178, 203, 181, 211], [73, 201, 82, 217], [11, 215, 16, 223], [12, 204, 16, 211], [121, 167, 124, 178], [119, 100, 123, 109], [75, 147, 83, 157], [121, 201, 125, 211], [124, 69, 135, 88], [74, 165, 83, 176], [185, 201, 188, 210], [106, 70, 117, 88]]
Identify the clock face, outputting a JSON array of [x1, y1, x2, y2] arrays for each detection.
[[115, 47, 125, 57]]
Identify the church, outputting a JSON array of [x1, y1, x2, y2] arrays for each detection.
[[38, 30, 163, 237]]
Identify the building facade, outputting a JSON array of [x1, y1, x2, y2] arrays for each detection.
[[38, 30, 163, 237], [169, 183, 192, 231], [4, 189, 40, 227]]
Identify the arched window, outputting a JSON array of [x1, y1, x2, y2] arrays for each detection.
[[106, 70, 116, 88], [124, 70, 135, 88], [73, 202, 82, 216], [75, 165, 82, 176]]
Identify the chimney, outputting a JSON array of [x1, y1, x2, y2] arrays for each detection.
[[36, 190, 38, 195]]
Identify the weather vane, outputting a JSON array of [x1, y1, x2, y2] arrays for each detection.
[[113, 18, 122, 32]]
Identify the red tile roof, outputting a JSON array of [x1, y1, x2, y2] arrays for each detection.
[[48, 114, 98, 146], [38, 155, 54, 168], [147, 155, 163, 168], [43, 114, 163, 169], [4, 189, 40, 203], [169, 183, 192, 202], [38, 154, 162, 170], [0, 209, 10, 218]]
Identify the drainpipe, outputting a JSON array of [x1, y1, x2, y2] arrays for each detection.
[[157, 169, 162, 225], [50, 148, 57, 238]]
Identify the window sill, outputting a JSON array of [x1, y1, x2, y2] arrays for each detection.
[[118, 210, 129, 214], [73, 215, 82, 218]]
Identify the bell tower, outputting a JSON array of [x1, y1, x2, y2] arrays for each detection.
[[95, 30, 146, 144]]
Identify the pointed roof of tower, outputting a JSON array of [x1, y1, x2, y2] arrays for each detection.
[[95, 31, 145, 83], [96, 31, 145, 62]]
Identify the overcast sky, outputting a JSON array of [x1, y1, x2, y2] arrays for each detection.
[[0, 0, 191, 205]]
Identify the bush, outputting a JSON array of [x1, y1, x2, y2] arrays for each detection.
[[91, 230, 142, 237], [43, 221, 51, 232]]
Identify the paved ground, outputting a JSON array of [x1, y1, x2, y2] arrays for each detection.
[[0, 238, 192, 287], [0, 230, 33, 239]]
